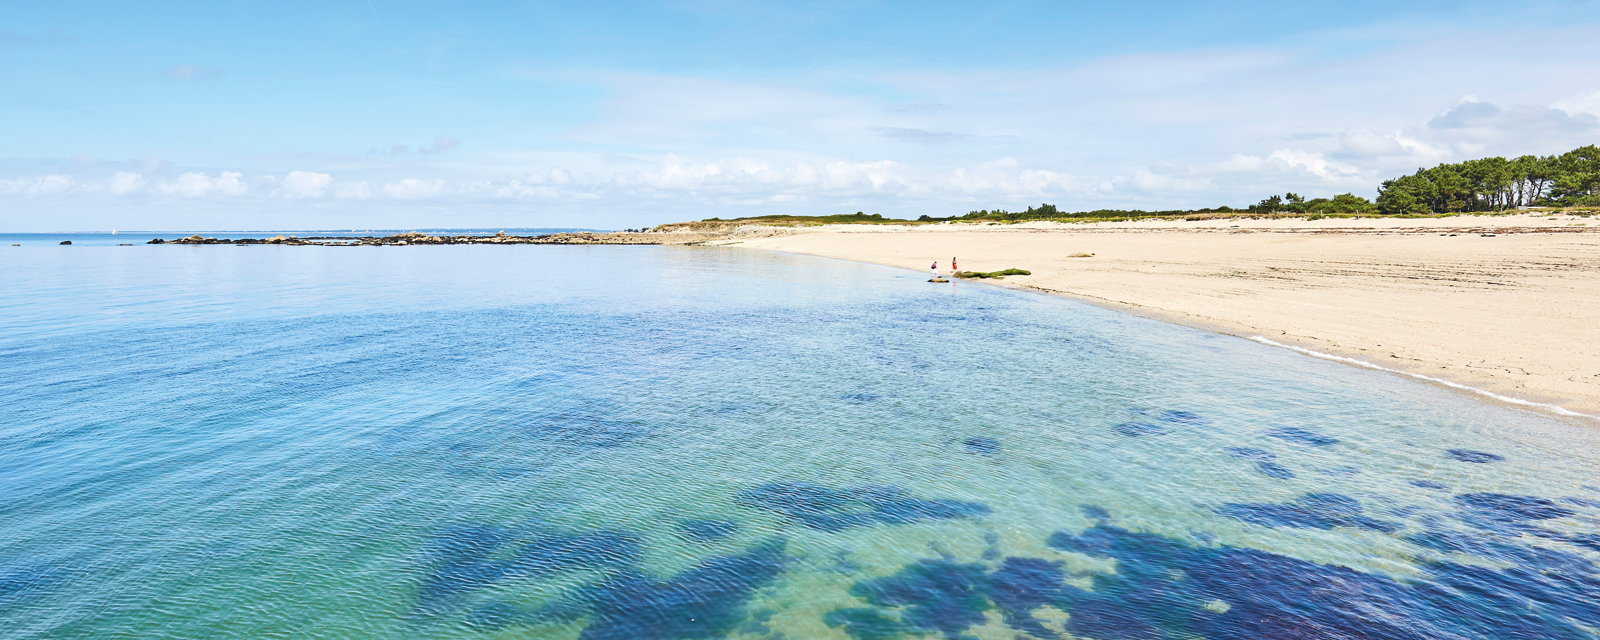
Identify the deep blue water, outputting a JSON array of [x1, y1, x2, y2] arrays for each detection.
[[2, 244, 1598, 639]]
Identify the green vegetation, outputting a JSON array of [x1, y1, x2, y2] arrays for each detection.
[[703, 212, 915, 224], [1375, 144, 1600, 214], [1250, 192, 1375, 214], [917, 203, 1244, 223], [955, 268, 1031, 279], [690, 145, 1597, 226]]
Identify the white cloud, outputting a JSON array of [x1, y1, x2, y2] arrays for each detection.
[[1263, 150, 1363, 181], [279, 171, 331, 198], [161, 173, 213, 197], [1335, 129, 1447, 160], [109, 172, 144, 194], [153, 171, 245, 198], [383, 178, 445, 199], [333, 181, 372, 199], [215, 172, 246, 196], [1421, 100, 1600, 153], [1554, 89, 1600, 118], [0, 175, 74, 195], [1132, 168, 1207, 192]]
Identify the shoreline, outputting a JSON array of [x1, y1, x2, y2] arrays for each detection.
[[734, 214, 1600, 419], [1019, 283, 1598, 420]]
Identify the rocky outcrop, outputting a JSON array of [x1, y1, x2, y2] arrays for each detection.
[[145, 225, 798, 247]]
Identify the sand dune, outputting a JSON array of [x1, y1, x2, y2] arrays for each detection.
[[737, 214, 1600, 416]]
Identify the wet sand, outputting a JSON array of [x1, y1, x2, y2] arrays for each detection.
[[736, 214, 1600, 416]]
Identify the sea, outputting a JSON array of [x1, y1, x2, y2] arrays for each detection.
[[2, 239, 1598, 639]]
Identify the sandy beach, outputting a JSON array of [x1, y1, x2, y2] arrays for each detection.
[[736, 214, 1600, 416]]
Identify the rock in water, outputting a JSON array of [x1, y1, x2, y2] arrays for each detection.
[[58, 240, 71, 245]]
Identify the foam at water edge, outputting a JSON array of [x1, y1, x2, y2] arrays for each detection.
[[1249, 336, 1596, 420]]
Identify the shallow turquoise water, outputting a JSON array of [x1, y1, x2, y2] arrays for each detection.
[[2, 245, 1598, 639]]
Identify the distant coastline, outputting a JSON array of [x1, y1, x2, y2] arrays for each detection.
[[144, 230, 675, 246]]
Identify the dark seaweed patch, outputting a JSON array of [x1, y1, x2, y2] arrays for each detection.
[[469, 537, 789, 639], [844, 559, 991, 638], [1446, 449, 1504, 463], [529, 416, 646, 449], [1410, 480, 1450, 491], [822, 515, 1600, 640], [422, 524, 515, 564], [576, 537, 788, 640], [1112, 422, 1168, 437], [1216, 493, 1399, 533], [982, 530, 1002, 561], [1455, 493, 1573, 523], [416, 528, 641, 613], [1263, 427, 1339, 446], [737, 607, 780, 637], [736, 482, 989, 532], [677, 519, 740, 544], [1254, 462, 1295, 479], [1223, 447, 1274, 461], [988, 557, 1070, 638], [0, 561, 63, 605], [962, 436, 1000, 455], [824, 608, 906, 640], [1562, 496, 1600, 509], [1158, 410, 1208, 425], [1043, 521, 1600, 640], [1063, 598, 1159, 640], [511, 532, 643, 574], [1564, 534, 1600, 552], [827, 548, 864, 574]]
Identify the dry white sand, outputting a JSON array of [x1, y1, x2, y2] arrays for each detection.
[[736, 214, 1600, 417]]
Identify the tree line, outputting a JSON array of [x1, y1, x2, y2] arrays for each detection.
[[1374, 144, 1599, 214], [924, 143, 1598, 222]]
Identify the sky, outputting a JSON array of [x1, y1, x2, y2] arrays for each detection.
[[3, 0, 1600, 231]]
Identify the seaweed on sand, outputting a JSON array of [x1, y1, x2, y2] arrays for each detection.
[[955, 268, 1031, 279]]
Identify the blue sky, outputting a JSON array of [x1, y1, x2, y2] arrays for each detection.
[[4, 0, 1600, 230]]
